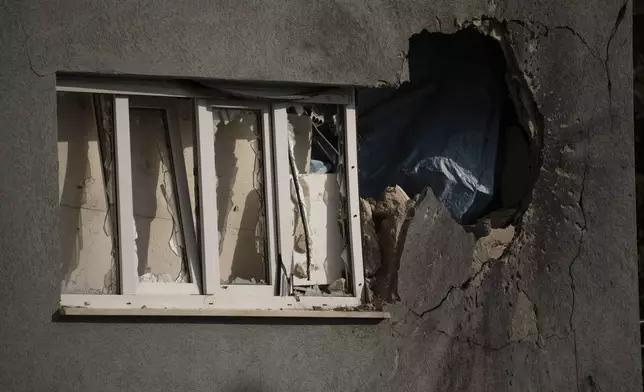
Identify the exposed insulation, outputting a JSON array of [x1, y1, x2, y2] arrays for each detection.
[[292, 174, 345, 286]]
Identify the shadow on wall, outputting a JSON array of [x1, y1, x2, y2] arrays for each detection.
[[357, 27, 536, 225]]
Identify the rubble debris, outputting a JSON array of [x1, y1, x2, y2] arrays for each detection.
[[473, 225, 515, 263], [139, 272, 175, 283], [301, 285, 324, 296], [328, 277, 346, 293], [295, 280, 351, 297], [228, 277, 259, 285], [359, 185, 417, 301], [360, 198, 382, 277], [293, 264, 307, 279]]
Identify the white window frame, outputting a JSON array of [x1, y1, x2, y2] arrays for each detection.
[[57, 78, 379, 318]]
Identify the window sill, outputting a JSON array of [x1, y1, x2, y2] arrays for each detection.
[[59, 306, 390, 319]]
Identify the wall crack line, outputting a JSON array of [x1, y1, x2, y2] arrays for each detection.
[[407, 259, 497, 318], [435, 327, 536, 351], [506, 9, 626, 389], [604, 1, 628, 132], [19, 23, 52, 78], [568, 152, 589, 392]]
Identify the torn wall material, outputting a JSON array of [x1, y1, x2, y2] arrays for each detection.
[[357, 28, 508, 223], [362, 186, 417, 301], [291, 174, 345, 286]]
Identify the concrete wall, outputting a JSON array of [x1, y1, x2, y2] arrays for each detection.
[[0, 1, 639, 391]]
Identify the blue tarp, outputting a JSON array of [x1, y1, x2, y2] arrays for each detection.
[[357, 29, 505, 223]]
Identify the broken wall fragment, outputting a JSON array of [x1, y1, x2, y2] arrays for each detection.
[[397, 187, 475, 314]]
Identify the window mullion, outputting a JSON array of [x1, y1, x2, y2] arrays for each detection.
[[195, 100, 219, 294], [260, 108, 278, 294], [343, 95, 365, 300], [114, 95, 138, 294], [165, 107, 202, 293], [271, 104, 293, 296]]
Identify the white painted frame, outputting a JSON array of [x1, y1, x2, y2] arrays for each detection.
[[114, 96, 138, 295], [56, 76, 353, 105], [270, 103, 293, 295], [343, 95, 366, 300], [57, 80, 372, 317], [269, 100, 365, 300], [127, 96, 202, 296], [195, 100, 278, 302]]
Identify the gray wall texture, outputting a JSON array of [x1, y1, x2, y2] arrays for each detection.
[[0, 0, 640, 391]]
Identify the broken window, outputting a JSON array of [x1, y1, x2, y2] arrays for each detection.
[[57, 76, 373, 317], [58, 92, 118, 295], [212, 108, 269, 285], [285, 104, 351, 296]]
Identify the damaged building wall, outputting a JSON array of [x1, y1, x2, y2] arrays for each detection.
[[0, 1, 639, 392]]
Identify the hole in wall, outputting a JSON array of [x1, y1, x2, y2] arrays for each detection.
[[356, 25, 543, 301]]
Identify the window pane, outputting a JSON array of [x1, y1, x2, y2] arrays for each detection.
[[58, 92, 118, 294], [213, 109, 268, 285], [286, 105, 351, 297], [129, 108, 191, 283]]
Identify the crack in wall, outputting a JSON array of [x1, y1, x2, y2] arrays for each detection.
[[372, 14, 623, 389], [568, 157, 588, 392], [605, 2, 628, 118], [19, 23, 51, 78], [516, 280, 542, 341], [413, 13, 615, 388], [504, 1, 627, 131], [467, 10, 626, 390], [435, 327, 537, 352], [408, 258, 497, 319]]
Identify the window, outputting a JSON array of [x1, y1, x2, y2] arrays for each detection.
[[57, 76, 382, 317]]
